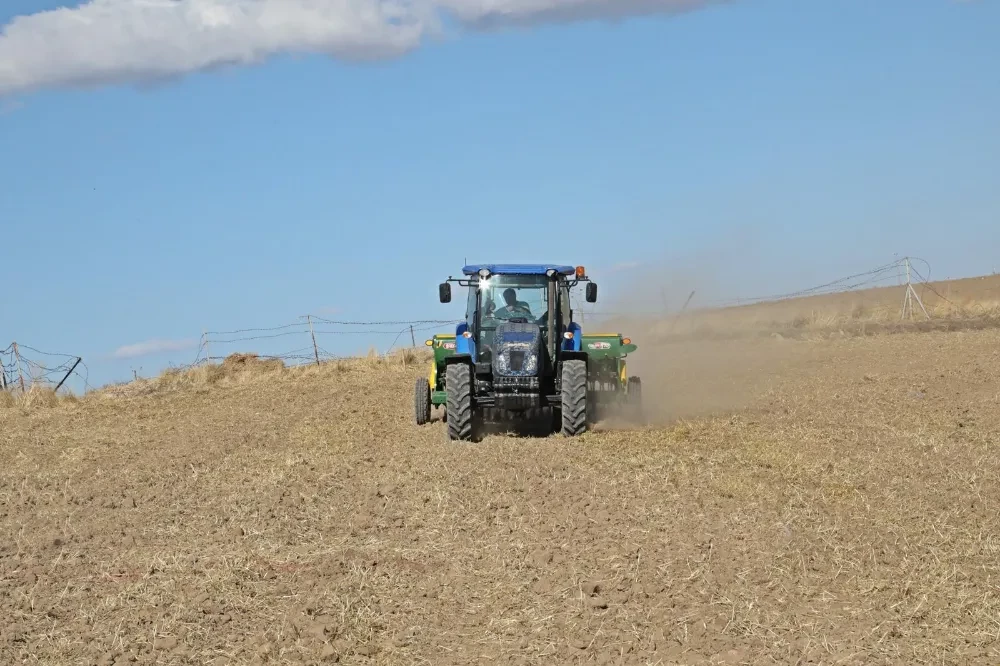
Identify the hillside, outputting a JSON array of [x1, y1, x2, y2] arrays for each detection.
[[3, 324, 1000, 664], [598, 270, 1000, 345]]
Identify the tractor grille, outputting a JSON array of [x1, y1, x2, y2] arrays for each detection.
[[495, 376, 540, 390]]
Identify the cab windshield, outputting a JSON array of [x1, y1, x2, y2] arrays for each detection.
[[467, 274, 551, 353]]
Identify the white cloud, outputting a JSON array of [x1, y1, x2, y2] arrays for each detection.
[[0, 0, 433, 96], [112, 338, 200, 359], [437, 0, 723, 28], [0, 0, 724, 97]]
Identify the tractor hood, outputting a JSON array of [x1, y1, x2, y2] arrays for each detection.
[[492, 322, 541, 377]]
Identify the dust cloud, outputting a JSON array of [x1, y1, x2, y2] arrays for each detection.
[[592, 243, 817, 425]]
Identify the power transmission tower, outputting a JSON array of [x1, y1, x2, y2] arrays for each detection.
[[900, 256, 930, 321]]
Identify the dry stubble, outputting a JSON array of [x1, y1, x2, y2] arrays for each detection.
[[1, 332, 999, 665]]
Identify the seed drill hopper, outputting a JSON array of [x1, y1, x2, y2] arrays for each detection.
[[579, 332, 642, 421]]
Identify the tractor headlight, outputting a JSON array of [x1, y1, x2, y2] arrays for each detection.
[[478, 268, 491, 279], [563, 331, 574, 340], [546, 269, 556, 277]]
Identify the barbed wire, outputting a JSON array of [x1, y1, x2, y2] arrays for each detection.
[[1, 341, 84, 395], [190, 315, 465, 369]]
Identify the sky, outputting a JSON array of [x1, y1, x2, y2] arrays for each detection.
[[0, 0, 998, 391]]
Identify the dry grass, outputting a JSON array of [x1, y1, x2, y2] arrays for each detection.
[[2, 322, 1000, 664], [0, 384, 66, 410]]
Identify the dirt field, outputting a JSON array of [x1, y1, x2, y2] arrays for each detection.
[[3, 321, 1000, 666]]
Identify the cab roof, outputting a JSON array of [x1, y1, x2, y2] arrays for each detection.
[[462, 264, 576, 276]]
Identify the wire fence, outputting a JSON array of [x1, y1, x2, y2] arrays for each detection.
[[1, 342, 88, 395], [188, 316, 466, 369]]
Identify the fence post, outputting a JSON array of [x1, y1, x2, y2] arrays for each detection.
[[12, 342, 25, 392], [54, 357, 82, 393], [308, 315, 320, 366], [409, 325, 416, 348]]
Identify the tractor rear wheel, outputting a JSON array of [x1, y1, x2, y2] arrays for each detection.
[[446, 363, 475, 441], [561, 359, 588, 436], [414, 377, 431, 425]]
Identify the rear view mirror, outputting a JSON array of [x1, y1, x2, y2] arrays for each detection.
[[586, 282, 597, 303], [439, 282, 452, 303]]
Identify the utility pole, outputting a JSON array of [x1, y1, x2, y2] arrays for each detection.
[[409, 325, 416, 348], [307, 315, 320, 365]]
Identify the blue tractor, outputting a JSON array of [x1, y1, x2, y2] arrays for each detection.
[[437, 263, 599, 441]]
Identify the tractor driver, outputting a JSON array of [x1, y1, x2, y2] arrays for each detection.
[[494, 288, 533, 319]]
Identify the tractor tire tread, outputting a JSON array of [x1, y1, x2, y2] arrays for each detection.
[[446, 364, 474, 441], [414, 377, 431, 425], [561, 359, 588, 436]]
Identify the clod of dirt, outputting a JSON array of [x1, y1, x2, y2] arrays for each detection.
[[587, 596, 609, 609], [581, 581, 601, 596], [319, 644, 339, 661], [376, 484, 396, 498]]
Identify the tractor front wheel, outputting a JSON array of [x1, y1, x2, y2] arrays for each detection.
[[446, 363, 475, 441], [414, 377, 431, 425], [561, 359, 588, 436]]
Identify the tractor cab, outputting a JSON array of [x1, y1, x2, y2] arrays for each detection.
[[439, 264, 596, 370]]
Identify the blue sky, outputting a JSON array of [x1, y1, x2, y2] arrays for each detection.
[[1, 0, 997, 390]]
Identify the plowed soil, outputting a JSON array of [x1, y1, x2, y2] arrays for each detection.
[[2, 329, 1000, 665]]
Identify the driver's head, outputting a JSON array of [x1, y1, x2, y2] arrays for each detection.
[[503, 288, 517, 307]]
